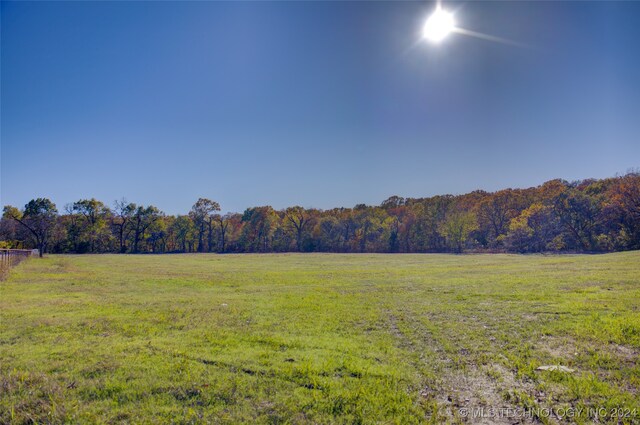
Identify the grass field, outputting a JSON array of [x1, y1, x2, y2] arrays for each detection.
[[1, 253, 639, 424]]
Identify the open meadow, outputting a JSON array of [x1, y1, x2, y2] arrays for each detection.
[[1, 253, 639, 424]]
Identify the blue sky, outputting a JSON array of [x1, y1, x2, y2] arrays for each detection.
[[2, 1, 639, 214]]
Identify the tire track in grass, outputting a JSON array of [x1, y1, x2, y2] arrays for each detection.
[[145, 344, 264, 377], [386, 307, 542, 424]]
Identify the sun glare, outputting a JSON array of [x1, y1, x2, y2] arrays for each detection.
[[423, 7, 455, 43]]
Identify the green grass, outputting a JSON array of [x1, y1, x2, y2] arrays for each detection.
[[1, 253, 639, 424]]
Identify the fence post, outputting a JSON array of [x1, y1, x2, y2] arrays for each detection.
[[0, 249, 35, 278]]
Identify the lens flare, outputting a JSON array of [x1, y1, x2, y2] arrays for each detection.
[[423, 7, 455, 43]]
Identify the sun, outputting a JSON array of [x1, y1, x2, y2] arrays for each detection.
[[423, 7, 455, 43]]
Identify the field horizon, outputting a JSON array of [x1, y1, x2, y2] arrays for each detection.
[[1, 252, 638, 424]]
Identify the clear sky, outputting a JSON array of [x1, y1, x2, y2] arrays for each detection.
[[2, 1, 639, 215]]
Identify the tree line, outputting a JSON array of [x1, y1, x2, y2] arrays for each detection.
[[2, 173, 639, 256]]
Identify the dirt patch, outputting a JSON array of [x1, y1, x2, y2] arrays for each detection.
[[537, 335, 579, 360], [609, 343, 639, 364], [386, 310, 541, 424], [537, 335, 638, 366], [430, 364, 540, 424]]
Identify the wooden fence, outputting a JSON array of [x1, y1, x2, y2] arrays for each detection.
[[0, 249, 37, 278]]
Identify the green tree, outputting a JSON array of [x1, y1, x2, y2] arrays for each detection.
[[171, 215, 196, 252], [189, 198, 221, 252], [3, 198, 58, 257], [131, 205, 163, 253], [72, 198, 113, 252], [112, 199, 136, 253], [438, 210, 478, 253]]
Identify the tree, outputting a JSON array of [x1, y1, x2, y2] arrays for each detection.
[[1, 174, 638, 255], [189, 198, 221, 253], [384, 204, 415, 252], [215, 213, 233, 253], [438, 210, 478, 253], [3, 199, 58, 257], [284, 206, 312, 251], [240, 206, 277, 252], [551, 189, 601, 251], [503, 203, 561, 252], [0, 211, 26, 249], [411, 196, 453, 252], [147, 218, 167, 253], [222, 213, 243, 252], [313, 215, 343, 252], [131, 205, 163, 253], [334, 208, 356, 252], [352, 206, 389, 252], [603, 173, 640, 250], [381, 195, 405, 209], [477, 190, 522, 247], [72, 198, 112, 252], [171, 215, 196, 252], [112, 199, 136, 253]]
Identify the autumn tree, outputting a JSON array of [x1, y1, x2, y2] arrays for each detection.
[[503, 203, 561, 252], [383, 201, 415, 253], [380, 195, 406, 210], [313, 215, 343, 252], [551, 188, 602, 251], [284, 206, 313, 251], [334, 208, 356, 252], [603, 173, 640, 249], [1, 174, 637, 255], [240, 206, 278, 252], [477, 189, 523, 247]]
